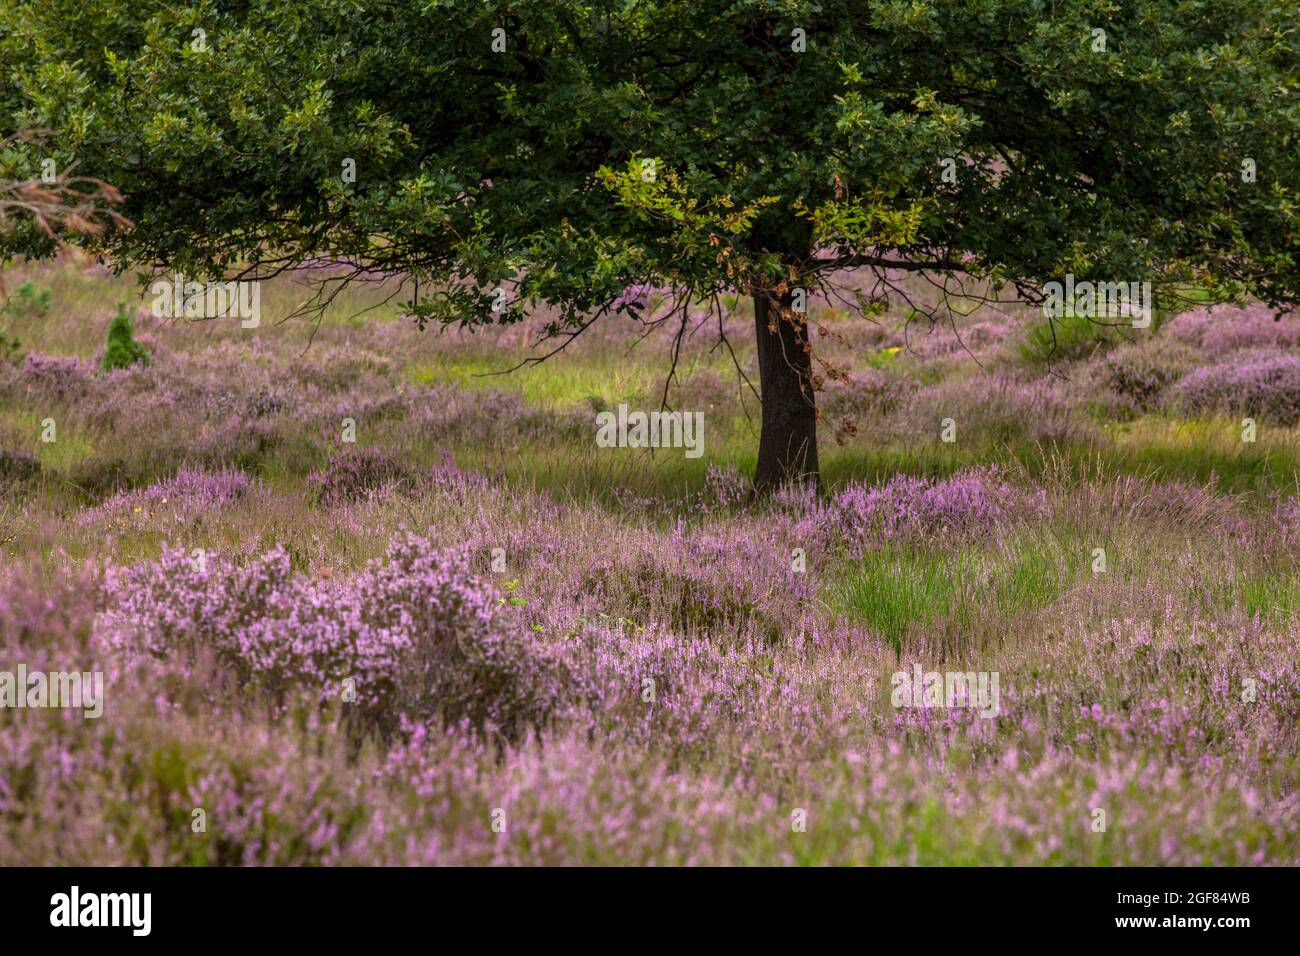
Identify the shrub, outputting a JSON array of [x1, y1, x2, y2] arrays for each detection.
[[78, 466, 253, 526], [98, 534, 558, 740], [0, 281, 51, 320], [821, 367, 914, 427], [101, 302, 150, 372], [1099, 339, 1199, 410], [306, 447, 407, 506], [1019, 311, 1127, 365], [19, 351, 95, 400], [1166, 304, 1300, 353], [826, 468, 1043, 551], [901, 373, 1095, 446], [1168, 349, 1300, 424]]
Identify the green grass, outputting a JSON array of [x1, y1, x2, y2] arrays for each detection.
[[1108, 416, 1300, 495], [403, 349, 733, 412], [1019, 311, 1131, 365], [835, 549, 960, 651], [2, 407, 97, 472], [832, 542, 1066, 652], [1235, 572, 1300, 620]]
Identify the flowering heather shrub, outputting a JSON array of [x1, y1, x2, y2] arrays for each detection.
[[1098, 339, 1200, 410], [290, 343, 395, 394], [1168, 349, 1300, 424], [1051, 475, 1245, 537], [670, 365, 734, 413], [18, 351, 95, 401], [827, 469, 1041, 549], [1166, 303, 1300, 353], [320, 391, 408, 424], [820, 367, 913, 424], [901, 374, 1094, 446], [904, 316, 1016, 358], [5, 262, 1299, 865], [242, 383, 294, 418], [78, 466, 253, 527], [97, 534, 557, 740], [688, 463, 751, 513], [0, 445, 39, 484], [307, 447, 408, 506], [4, 548, 1297, 864], [556, 621, 767, 748], [409, 385, 581, 443], [1274, 496, 1300, 547], [422, 455, 499, 504], [89, 340, 303, 428], [584, 521, 818, 643], [0, 562, 99, 652]]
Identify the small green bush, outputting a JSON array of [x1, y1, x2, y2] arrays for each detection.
[[102, 302, 150, 371], [1, 281, 52, 319], [0, 280, 52, 364], [0, 329, 19, 364], [1019, 311, 1127, 365]]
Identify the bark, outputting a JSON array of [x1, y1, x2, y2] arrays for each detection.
[[752, 288, 818, 492]]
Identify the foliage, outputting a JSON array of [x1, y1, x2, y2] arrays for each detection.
[[0, 279, 52, 363], [100, 301, 149, 371], [1, 0, 1297, 317], [1019, 311, 1129, 364], [2, 279, 50, 317]]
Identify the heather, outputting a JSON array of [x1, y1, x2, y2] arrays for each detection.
[[1169, 349, 1300, 425], [97, 535, 557, 741], [0, 260, 1297, 865]]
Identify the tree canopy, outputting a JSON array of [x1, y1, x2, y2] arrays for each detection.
[[3, 0, 1298, 485]]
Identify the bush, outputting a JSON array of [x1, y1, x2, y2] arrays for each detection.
[[1099, 339, 1199, 410], [900, 373, 1095, 446], [101, 302, 150, 372], [825, 468, 1044, 550], [1019, 311, 1128, 365], [98, 534, 558, 740], [306, 447, 407, 506], [1166, 304, 1300, 353], [1, 280, 51, 319], [1168, 349, 1300, 424], [20, 351, 95, 400], [78, 466, 253, 526]]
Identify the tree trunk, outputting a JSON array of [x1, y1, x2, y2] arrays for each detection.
[[753, 289, 819, 492]]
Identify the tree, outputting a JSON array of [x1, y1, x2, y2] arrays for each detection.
[[0, 130, 128, 254], [3, 0, 1298, 489]]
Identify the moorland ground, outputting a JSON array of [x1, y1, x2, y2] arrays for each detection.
[[1, 257, 1297, 864]]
